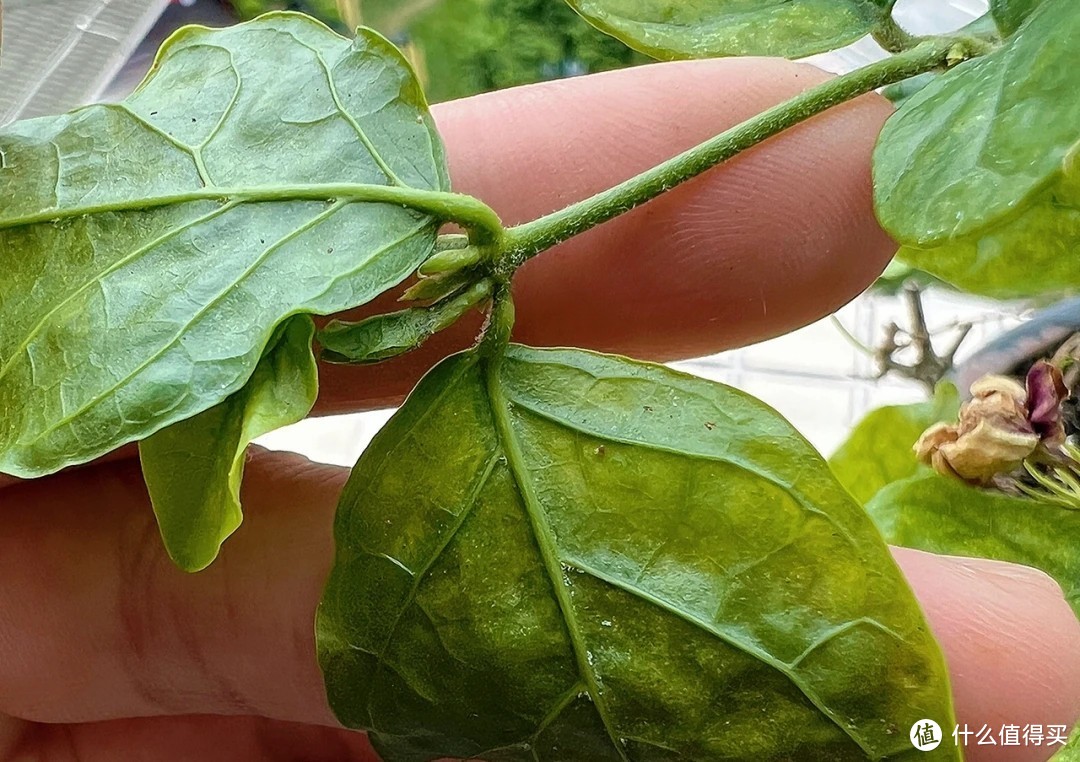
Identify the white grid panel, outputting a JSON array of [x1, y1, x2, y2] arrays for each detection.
[[0, 0, 170, 124]]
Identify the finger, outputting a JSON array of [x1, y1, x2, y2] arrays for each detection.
[[895, 548, 1080, 762], [315, 58, 895, 413], [3, 451, 1080, 750], [0, 714, 376, 762], [0, 452, 345, 728]]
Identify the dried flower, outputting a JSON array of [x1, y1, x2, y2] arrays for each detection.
[[914, 367, 1070, 485]]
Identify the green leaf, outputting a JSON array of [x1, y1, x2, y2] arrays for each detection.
[[881, 73, 939, 109], [139, 315, 318, 572], [0, 13, 459, 478], [564, 0, 892, 60], [319, 279, 492, 365], [874, 0, 1080, 298], [868, 472, 1080, 618], [829, 384, 959, 505], [990, 0, 1045, 35], [317, 346, 958, 761]]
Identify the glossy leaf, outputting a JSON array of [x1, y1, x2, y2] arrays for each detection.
[[868, 472, 1080, 618], [829, 384, 959, 505], [874, 0, 1080, 298], [565, 0, 891, 60], [0, 13, 454, 478], [139, 315, 318, 572], [319, 279, 492, 364], [990, 0, 1045, 35], [318, 346, 958, 761]]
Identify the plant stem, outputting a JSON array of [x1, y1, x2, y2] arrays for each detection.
[[499, 37, 968, 268], [872, 15, 924, 53]]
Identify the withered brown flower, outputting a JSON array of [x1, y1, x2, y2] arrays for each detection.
[[914, 362, 1069, 485]]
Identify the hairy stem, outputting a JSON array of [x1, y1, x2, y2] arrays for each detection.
[[872, 15, 924, 53], [498, 37, 972, 268]]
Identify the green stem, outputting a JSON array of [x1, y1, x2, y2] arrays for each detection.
[[2, 183, 504, 245], [480, 282, 516, 359], [499, 37, 968, 267], [872, 15, 924, 53]]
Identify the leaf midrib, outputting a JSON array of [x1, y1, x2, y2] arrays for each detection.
[[0, 183, 482, 232], [484, 357, 631, 762]]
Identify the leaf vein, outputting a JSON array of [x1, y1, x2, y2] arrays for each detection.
[[561, 555, 879, 758], [362, 450, 502, 726], [507, 398, 858, 548], [292, 36, 405, 187], [20, 201, 349, 448], [0, 201, 237, 384]]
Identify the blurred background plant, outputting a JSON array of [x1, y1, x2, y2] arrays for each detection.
[[225, 0, 646, 102]]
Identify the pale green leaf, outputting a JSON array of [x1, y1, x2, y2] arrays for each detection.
[[874, 0, 1080, 298], [0, 13, 456, 478], [565, 0, 892, 60], [829, 384, 959, 505], [139, 315, 318, 572], [319, 279, 492, 364], [317, 346, 958, 761], [868, 472, 1080, 618]]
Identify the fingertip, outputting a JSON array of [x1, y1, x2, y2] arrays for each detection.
[[895, 548, 1080, 761]]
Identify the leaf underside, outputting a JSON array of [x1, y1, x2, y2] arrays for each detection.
[[139, 314, 318, 572], [317, 345, 958, 762], [874, 0, 1080, 298], [868, 472, 1080, 619], [565, 0, 890, 60], [0, 13, 448, 477]]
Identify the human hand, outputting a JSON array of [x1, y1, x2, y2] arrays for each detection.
[[2, 59, 1078, 761]]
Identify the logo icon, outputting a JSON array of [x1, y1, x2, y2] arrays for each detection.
[[910, 719, 943, 751]]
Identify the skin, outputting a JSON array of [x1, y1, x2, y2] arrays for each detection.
[[0, 58, 1078, 761]]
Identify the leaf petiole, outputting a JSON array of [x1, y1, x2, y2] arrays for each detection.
[[871, 14, 924, 53]]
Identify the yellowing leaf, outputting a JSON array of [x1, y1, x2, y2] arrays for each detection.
[[317, 346, 958, 761]]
